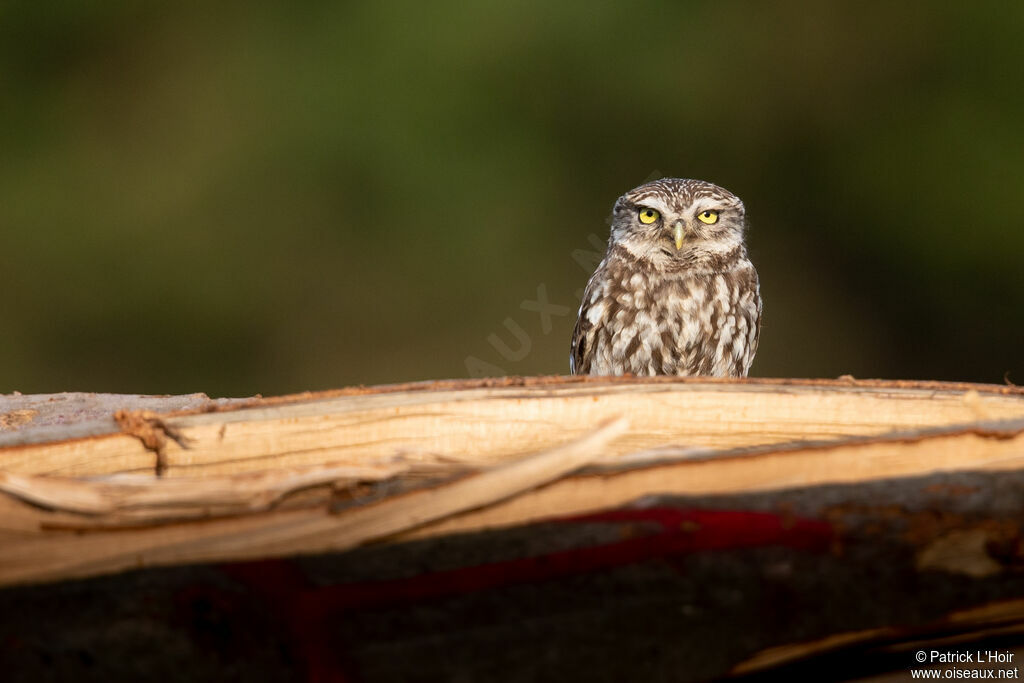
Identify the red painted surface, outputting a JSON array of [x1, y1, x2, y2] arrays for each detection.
[[212, 507, 834, 681]]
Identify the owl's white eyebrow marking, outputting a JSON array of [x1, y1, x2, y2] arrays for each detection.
[[690, 196, 743, 215], [634, 197, 672, 216]]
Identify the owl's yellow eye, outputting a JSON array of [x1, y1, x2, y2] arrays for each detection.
[[638, 208, 660, 224], [697, 210, 719, 224]]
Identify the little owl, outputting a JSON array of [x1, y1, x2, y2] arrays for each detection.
[[570, 178, 762, 377]]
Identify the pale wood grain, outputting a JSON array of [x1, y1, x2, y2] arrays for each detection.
[[1, 378, 1024, 589]]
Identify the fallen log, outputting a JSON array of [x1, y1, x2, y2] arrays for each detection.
[[2, 377, 1024, 681]]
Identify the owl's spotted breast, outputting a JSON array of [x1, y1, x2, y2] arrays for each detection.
[[570, 178, 762, 377], [571, 245, 761, 376]]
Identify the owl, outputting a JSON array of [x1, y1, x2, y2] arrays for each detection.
[[570, 178, 762, 377]]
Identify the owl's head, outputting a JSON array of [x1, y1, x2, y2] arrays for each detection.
[[608, 178, 747, 267]]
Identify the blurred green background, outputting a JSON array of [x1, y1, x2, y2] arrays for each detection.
[[1, 1, 1021, 396]]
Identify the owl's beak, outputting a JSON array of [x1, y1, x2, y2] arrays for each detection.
[[672, 220, 685, 250]]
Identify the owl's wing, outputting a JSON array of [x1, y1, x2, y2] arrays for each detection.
[[738, 271, 763, 376], [748, 291, 763, 361], [570, 280, 600, 375], [569, 311, 587, 375]]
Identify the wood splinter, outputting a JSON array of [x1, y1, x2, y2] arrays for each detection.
[[113, 410, 191, 476]]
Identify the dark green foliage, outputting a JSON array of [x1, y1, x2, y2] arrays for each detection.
[[1, 1, 1021, 394]]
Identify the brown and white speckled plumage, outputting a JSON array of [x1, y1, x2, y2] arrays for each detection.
[[570, 178, 762, 377]]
